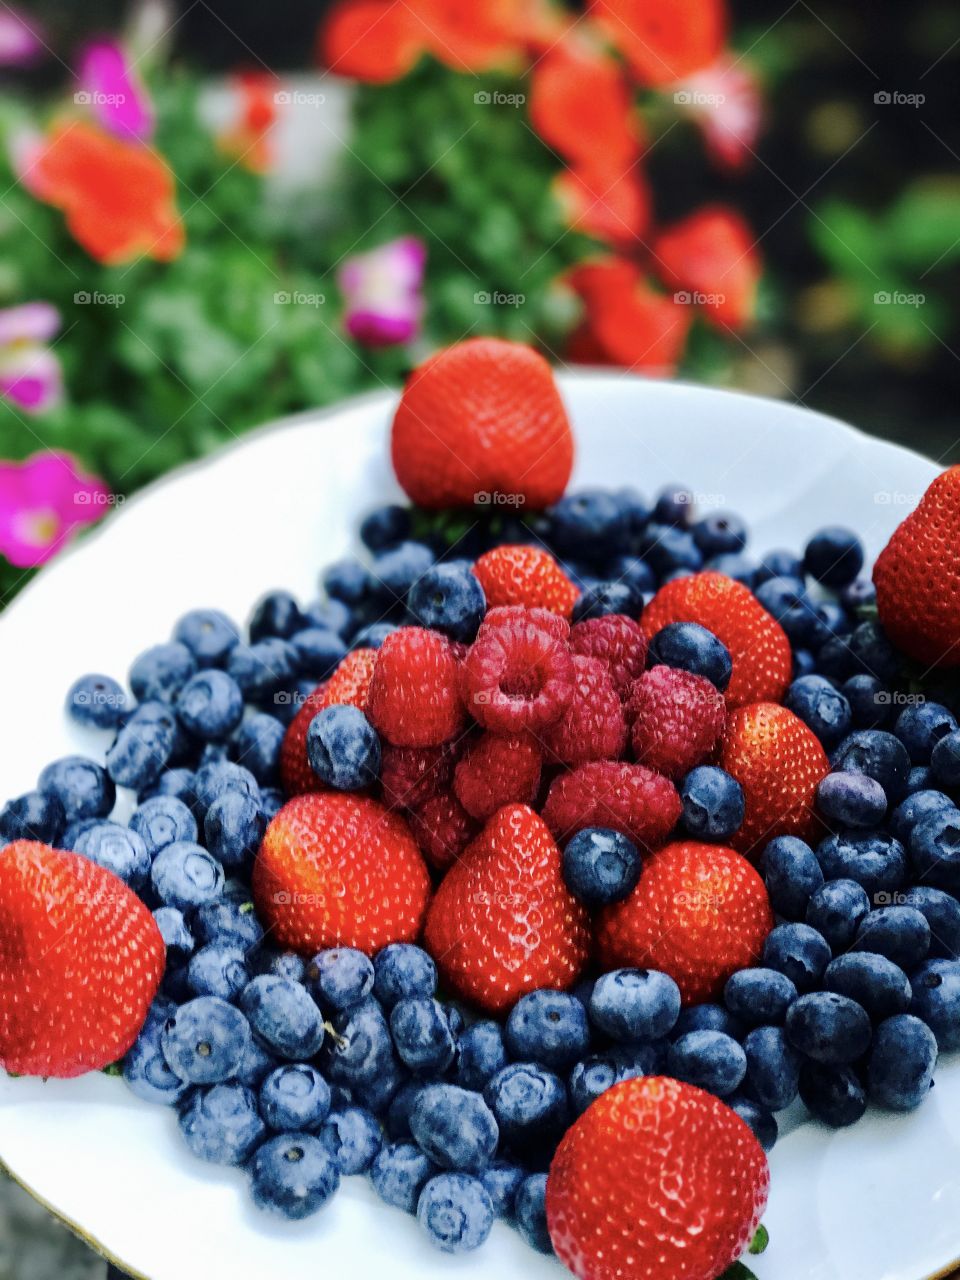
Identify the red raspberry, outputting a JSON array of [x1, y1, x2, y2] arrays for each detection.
[[380, 743, 453, 811], [279, 648, 377, 796], [626, 665, 726, 780], [409, 790, 479, 873], [473, 545, 579, 617], [368, 627, 465, 747], [482, 605, 570, 643], [541, 655, 627, 766], [460, 612, 574, 734], [569, 614, 648, 697], [542, 760, 681, 848], [453, 731, 542, 821]]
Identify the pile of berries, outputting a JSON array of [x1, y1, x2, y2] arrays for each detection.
[[2, 338, 960, 1280]]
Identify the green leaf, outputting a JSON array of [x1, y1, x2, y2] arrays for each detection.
[[749, 1224, 770, 1255], [719, 1263, 760, 1280]]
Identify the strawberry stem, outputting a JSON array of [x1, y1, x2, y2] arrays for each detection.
[[748, 1224, 769, 1255]]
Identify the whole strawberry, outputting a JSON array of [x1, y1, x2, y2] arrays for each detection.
[[253, 793, 431, 955], [542, 760, 681, 849], [595, 840, 773, 1003], [642, 571, 792, 707], [453, 731, 542, 821], [423, 804, 590, 1014], [874, 465, 960, 667], [473, 545, 579, 617], [367, 627, 465, 747], [0, 841, 165, 1077], [568, 613, 648, 697], [721, 701, 829, 854], [626, 664, 726, 779], [547, 1076, 769, 1280], [279, 648, 377, 795], [391, 338, 574, 509]]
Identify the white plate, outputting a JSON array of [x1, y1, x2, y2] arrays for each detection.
[[0, 375, 957, 1280]]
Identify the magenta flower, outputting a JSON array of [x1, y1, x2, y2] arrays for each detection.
[[675, 55, 762, 172], [0, 451, 112, 569], [0, 8, 44, 67], [77, 40, 154, 141], [339, 236, 427, 346], [0, 303, 63, 415]]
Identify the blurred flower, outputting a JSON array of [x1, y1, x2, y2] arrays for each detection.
[[567, 258, 692, 373], [590, 0, 726, 86], [0, 452, 111, 569], [555, 163, 651, 248], [676, 54, 762, 170], [21, 121, 184, 264], [339, 236, 427, 346], [0, 303, 63, 415], [219, 71, 278, 173], [0, 8, 44, 67], [78, 41, 154, 141], [653, 205, 760, 329]]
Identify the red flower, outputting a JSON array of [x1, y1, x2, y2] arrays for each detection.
[[590, 0, 727, 86], [219, 72, 278, 172], [653, 205, 760, 330], [555, 163, 651, 248], [26, 120, 183, 264], [567, 258, 692, 373]]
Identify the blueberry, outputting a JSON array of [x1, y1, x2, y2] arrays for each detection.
[[504, 990, 591, 1072], [361, 504, 412, 552], [374, 944, 437, 1008], [371, 541, 435, 604], [129, 642, 196, 704], [193, 760, 260, 814], [667, 1030, 746, 1097], [890, 790, 956, 843], [408, 563, 487, 643], [741, 1026, 802, 1111], [306, 705, 381, 791], [805, 879, 871, 952], [260, 1064, 332, 1132], [456, 1021, 509, 1092], [785, 992, 872, 1064], [846, 621, 900, 685], [227, 638, 300, 702], [647, 622, 732, 692], [191, 896, 263, 950], [906, 766, 934, 794], [353, 1059, 407, 1117], [707, 553, 756, 586], [762, 923, 832, 993], [901, 886, 960, 960], [755, 549, 802, 584], [151, 841, 224, 911], [590, 969, 681, 1041], [254, 949, 307, 984], [608, 1041, 665, 1077], [561, 827, 641, 907], [639, 525, 704, 579], [756, 577, 821, 647], [236, 1036, 279, 1089], [480, 1160, 524, 1218], [226, 714, 283, 787], [161, 996, 251, 1084], [816, 772, 887, 829], [66, 673, 127, 729], [572, 581, 642, 622], [187, 942, 250, 1002], [841, 578, 877, 612], [321, 998, 395, 1086], [408, 1085, 498, 1174], [834, 729, 912, 803], [391, 999, 457, 1075], [371, 1142, 438, 1214], [761, 836, 824, 920], [240, 975, 325, 1060], [785, 676, 852, 748], [909, 809, 960, 894], [350, 621, 398, 650], [816, 831, 906, 898], [608, 555, 656, 599], [550, 489, 629, 557], [842, 675, 890, 729], [129, 795, 197, 856], [568, 1056, 623, 1115], [932, 731, 960, 788], [651, 485, 693, 527], [248, 1132, 339, 1220], [285, 627, 345, 682], [123, 1012, 194, 1107], [867, 1014, 938, 1111], [515, 1174, 552, 1255], [309, 947, 375, 1011], [804, 527, 864, 587], [175, 671, 244, 741], [140, 767, 198, 814], [203, 791, 265, 869], [909, 959, 960, 1050], [798, 1062, 867, 1128], [853, 906, 930, 969], [303, 598, 353, 640], [153, 907, 195, 964], [895, 702, 958, 764], [70, 821, 147, 888], [319, 1107, 383, 1174], [724, 969, 797, 1026], [386, 1082, 423, 1141], [680, 767, 744, 840], [484, 1063, 567, 1147], [260, 788, 285, 822], [0, 790, 64, 844], [38, 755, 114, 823], [728, 1096, 778, 1150], [417, 1173, 494, 1254], [247, 590, 304, 643], [692, 511, 747, 557], [106, 705, 177, 790], [672, 1002, 745, 1040], [173, 608, 240, 667]]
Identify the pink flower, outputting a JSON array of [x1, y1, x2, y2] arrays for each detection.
[[675, 54, 762, 171], [0, 303, 63, 415], [0, 8, 44, 67], [0, 452, 112, 569], [77, 41, 154, 141], [338, 237, 427, 346]]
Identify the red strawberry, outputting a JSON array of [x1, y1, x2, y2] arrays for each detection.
[[721, 701, 829, 855], [568, 613, 647, 697], [252, 793, 431, 955], [542, 760, 681, 849], [541, 654, 627, 766], [0, 841, 165, 1078], [547, 1076, 769, 1280], [595, 839, 773, 1004], [423, 804, 590, 1014], [591, 0, 727, 86], [642, 571, 792, 708], [473, 545, 579, 618], [453, 731, 542, 822], [653, 205, 761, 331], [874, 465, 960, 668], [381, 742, 453, 811], [279, 648, 377, 795], [390, 338, 574, 509], [409, 790, 479, 874], [367, 627, 465, 747], [460, 609, 574, 734], [626, 664, 726, 779]]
